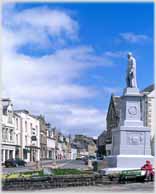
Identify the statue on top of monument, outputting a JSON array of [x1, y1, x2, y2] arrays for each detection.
[[126, 52, 137, 88]]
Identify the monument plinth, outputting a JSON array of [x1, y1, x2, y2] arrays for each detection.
[[105, 53, 153, 169]]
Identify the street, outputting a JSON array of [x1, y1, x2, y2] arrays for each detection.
[[39, 182, 155, 192], [57, 159, 86, 169], [2, 159, 87, 174]]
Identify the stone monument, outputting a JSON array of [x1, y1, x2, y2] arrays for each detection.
[[105, 53, 153, 169]]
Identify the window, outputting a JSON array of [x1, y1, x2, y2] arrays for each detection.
[[51, 131, 54, 138], [31, 123, 33, 135], [10, 129, 13, 141], [16, 118, 18, 130], [5, 150, 8, 161], [16, 134, 18, 144], [9, 150, 13, 159], [32, 128, 36, 136], [25, 121, 27, 132], [1, 149, 3, 161], [2, 128, 5, 140], [23, 149, 27, 159], [25, 136, 28, 145], [36, 125, 38, 136], [5, 128, 8, 140]]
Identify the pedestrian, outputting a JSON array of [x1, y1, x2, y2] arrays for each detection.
[[141, 160, 154, 181]]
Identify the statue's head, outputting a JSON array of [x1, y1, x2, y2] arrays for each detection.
[[127, 52, 132, 59]]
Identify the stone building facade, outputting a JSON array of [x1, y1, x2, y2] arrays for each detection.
[[97, 130, 107, 156], [105, 95, 121, 155], [140, 84, 156, 155], [38, 115, 47, 160]]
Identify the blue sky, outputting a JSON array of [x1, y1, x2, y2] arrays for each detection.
[[2, 2, 154, 137]]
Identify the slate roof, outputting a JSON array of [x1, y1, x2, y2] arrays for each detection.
[[141, 84, 154, 93], [15, 109, 29, 114], [112, 95, 121, 116], [15, 110, 39, 120]]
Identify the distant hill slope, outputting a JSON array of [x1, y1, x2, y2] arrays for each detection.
[[72, 135, 97, 154]]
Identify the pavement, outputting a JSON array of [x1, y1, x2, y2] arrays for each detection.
[[39, 182, 155, 193]]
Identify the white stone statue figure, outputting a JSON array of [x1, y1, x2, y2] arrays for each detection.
[[126, 52, 137, 88]]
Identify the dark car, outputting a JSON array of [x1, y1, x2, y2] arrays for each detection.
[[97, 156, 105, 160], [5, 159, 16, 167], [84, 155, 96, 165], [15, 158, 26, 166], [5, 158, 26, 167]]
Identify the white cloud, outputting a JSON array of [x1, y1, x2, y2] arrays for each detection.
[[6, 84, 97, 103], [13, 99, 106, 136], [3, 5, 78, 49], [119, 32, 150, 43], [105, 51, 128, 58], [2, 5, 115, 137], [102, 87, 122, 95]]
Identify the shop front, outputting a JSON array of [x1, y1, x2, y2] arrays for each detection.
[[1, 144, 16, 163]]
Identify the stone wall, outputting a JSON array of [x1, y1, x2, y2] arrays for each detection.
[[2, 174, 103, 191]]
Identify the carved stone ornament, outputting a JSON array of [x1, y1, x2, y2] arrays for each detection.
[[128, 106, 137, 115], [127, 133, 144, 145]]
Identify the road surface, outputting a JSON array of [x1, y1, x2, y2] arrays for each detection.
[[2, 159, 87, 174]]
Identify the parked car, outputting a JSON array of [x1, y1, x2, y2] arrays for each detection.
[[84, 155, 97, 165], [76, 156, 86, 160], [15, 158, 27, 166], [5, 158, 26, 167], [97, 156, 105, 160]]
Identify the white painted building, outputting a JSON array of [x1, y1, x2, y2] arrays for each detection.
[[15, 110, 40, 162], [2, 99, 16, 163], [1, 98, 75, 162], [71, 146, 78, 160], [47, 128, 56, 160], [14, 112, 22, 159]]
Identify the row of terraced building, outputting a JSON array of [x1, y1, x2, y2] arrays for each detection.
[[1, 98, 77, 163]]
